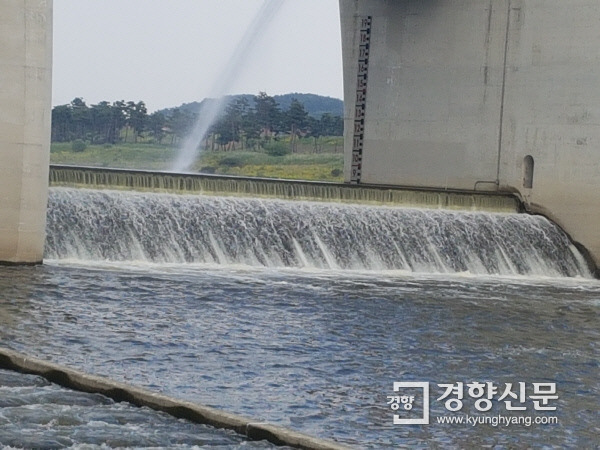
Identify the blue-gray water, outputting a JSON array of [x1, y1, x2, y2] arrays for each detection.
[[1, 188, 599, 448]]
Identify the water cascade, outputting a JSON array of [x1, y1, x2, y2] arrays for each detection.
[[45, 188, 591, 278], [171, 0, 285, 172]]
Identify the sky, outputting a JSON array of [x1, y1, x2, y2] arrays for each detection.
[[52, 0, 343, 112]]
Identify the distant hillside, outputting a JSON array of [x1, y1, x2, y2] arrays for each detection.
[[163, 93, 343, 118], [273, 93, 344, 117]]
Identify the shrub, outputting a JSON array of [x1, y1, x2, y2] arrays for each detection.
[[71, 139, 87, 152], [263, 141, 291, 157], [246, 138, 260, 151], [219, 155, 246, 167]]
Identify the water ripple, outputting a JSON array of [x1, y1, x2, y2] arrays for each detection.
[[0, 263, 598, 447]]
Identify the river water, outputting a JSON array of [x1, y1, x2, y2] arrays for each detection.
[[0, 369, 273, 448], [1, 187, 598, 448]]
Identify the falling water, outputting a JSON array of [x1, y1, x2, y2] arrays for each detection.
[[45, 188, 592, 278], [171, 0, 286, 172]]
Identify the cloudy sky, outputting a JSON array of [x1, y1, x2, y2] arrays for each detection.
[[52, 0, 343, 112]]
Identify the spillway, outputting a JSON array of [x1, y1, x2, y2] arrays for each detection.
[[45, 187, 591, 278], [48, 165, 520, 211]]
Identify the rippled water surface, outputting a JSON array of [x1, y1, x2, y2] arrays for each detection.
[[1, 262, 598, 448]]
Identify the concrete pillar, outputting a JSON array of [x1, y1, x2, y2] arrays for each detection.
[[497, 0, 600, 273], [340, 0, 600, 272], [340, 0, 509, 189], [0, 1, 52, 264]]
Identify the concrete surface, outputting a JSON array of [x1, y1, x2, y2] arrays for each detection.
[[0, 0, 52, 264], [340, 0, 600, 272], [49, 165, 520, 212]]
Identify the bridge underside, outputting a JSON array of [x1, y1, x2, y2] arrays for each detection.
[[341, 0, 600, 273]]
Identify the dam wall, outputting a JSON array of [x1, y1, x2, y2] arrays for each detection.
[[340, 0, 600, 272], [4, 0, 598, 271], [48, 165, 520, 213], [0, 1, 53, 264]]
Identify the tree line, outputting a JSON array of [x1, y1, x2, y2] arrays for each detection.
[[51, 92, 344, 150]]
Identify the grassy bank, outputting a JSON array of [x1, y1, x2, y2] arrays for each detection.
[[50, 138, 345, 182], [198, 151, 343, 181], [50, 142, 177, 170]]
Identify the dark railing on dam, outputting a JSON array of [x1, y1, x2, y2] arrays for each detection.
[[49, 164, 521, 213]]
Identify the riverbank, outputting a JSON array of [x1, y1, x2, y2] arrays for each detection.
[[50, 138, 344, 182]]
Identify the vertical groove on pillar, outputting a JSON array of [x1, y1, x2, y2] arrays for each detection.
[[496, 0, 512, 185], [350, 16, 371, 184]]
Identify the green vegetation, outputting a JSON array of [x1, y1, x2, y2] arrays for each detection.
[[71, 139, 87, 152], [52, 92, 343, 148], [263, 141, 291, 157], [50, 142, 177, 170], [50, 92, 345, 182], [198, 144, 343, 181], [50, 136, 345, 182]]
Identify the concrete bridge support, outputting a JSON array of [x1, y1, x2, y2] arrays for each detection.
[[341, 0, 600, 272], [0, 1, 52, 263]]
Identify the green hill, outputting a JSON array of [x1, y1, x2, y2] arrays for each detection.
[[163, 93, 343, 119]]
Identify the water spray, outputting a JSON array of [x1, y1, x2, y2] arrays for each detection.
[[171, 0, 286, 172]]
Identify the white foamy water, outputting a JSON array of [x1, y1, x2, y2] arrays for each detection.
[[45, 187, 592, 278], [0, 369, 269, 448]]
